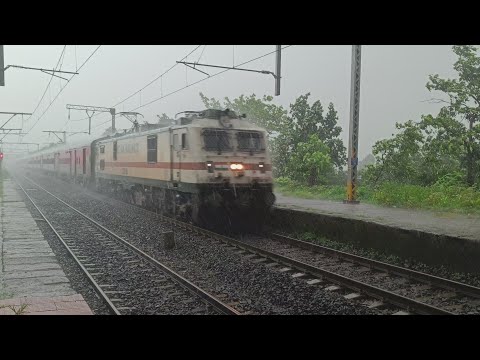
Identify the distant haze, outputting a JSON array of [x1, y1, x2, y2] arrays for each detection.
[[0, 45, 457, 158]]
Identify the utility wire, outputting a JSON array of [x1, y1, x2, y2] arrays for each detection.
[[91, 45, 293, 131], [67, 45, 203, 125], [22, 46, 66, 126], [24, 45, 102, 137]]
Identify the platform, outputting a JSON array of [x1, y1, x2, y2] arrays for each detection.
[[0, 178, 93, 315], [274, 194, 480, 242]]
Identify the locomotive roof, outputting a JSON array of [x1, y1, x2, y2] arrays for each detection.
[[94, 117, 266, 144]]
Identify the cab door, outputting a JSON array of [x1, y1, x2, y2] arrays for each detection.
[[171, 128, 188, 183]]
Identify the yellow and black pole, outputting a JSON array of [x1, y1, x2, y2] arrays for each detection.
[[344, 45, 362, 204]]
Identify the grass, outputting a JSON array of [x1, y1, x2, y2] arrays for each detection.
[[274, 177, 480, 215]]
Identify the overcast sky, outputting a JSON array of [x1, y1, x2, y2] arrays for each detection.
[[0, 45, 459, 158]]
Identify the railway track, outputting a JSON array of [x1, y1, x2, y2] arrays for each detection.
[[78, 187, 475, 315], [98, 194, 480, 315], [268, 232, 480, 302], [18, 171, 480, 315], [14, 175, 240, 315], [67, 186, 468, 315], [166, 220, 457, 315], [242, 233, 480, 315]]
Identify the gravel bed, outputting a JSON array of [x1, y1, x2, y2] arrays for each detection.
[[23, 172, 378, 315], [281, 230, 480, 289], [16, 177, 217, 315], [16, 185, 111, 315], [236, 235, 480, 314]]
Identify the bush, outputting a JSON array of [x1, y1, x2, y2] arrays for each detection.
[[433, 172, 466, 189]]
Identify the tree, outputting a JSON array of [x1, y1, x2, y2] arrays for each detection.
[[288, 93, 346, 170], [286, 134, 333, 186], [364, 120, 425, 186], [199, 92, 288, 134], [364, 46, 480, 188], [364, 116, 463, 187], [426, 45, 480, 186], [199, 93, 222, 111]]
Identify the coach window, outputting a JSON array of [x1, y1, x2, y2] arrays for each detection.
[[147, 135, 157, 163], [181, 133, 188, 150], [113, 141, 117, 161], [100, 145, 105, 154], [100, 159, 105, 170]]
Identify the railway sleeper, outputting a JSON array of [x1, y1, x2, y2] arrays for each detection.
[[324, 285, 342, 292], [307, 279, 324, 285], [366, 301, 386, 309], [291, 272, 306, 278], [344, 293, 363, 300], [392, 311, 411, 315], [265, 262, 280, 268]]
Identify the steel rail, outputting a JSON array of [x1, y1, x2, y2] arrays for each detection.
[[14, 176, 121, 315], [22, 175, 240, 316]]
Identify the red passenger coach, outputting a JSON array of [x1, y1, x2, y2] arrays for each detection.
[[21, 136, 96, 186]]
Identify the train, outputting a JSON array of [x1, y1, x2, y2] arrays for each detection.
[[17, 109, 276, 230]]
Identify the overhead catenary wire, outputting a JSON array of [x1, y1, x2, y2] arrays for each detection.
[[66, 45, 203, 126], [22, 46, 67, 126], [131, 45, 292, 112], [90, 45, 293, 132], [197, 45, 207, 64], [24, 45, 102, 137]]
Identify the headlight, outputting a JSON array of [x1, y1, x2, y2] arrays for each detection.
[[230, 163, 244, 170]]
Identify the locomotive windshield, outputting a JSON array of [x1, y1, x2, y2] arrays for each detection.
[[236, 131, 265, 152], [203, 129, 231, 152]]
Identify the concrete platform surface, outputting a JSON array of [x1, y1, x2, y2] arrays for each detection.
[[1, 178, 93, 315], [274, 193, 480, 242], [0, 294, 93, 315]]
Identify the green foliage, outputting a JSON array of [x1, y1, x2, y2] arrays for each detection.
[[275, 178, 370, 202], [433, 172, 466, 188], [271, 45, 480, 215], [425, 45, 480, 186], [364, 120, 424, 186], [365, 45, 480, 188], [287, 93, 346, 170], [199, 92, 288, 134], [286, 135, 333, 186], [370, 181, 480, 213]]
